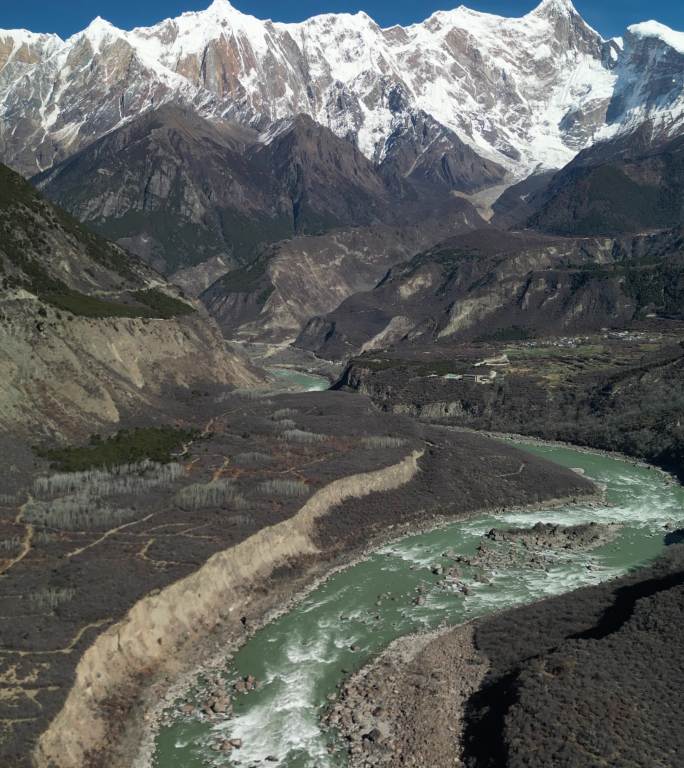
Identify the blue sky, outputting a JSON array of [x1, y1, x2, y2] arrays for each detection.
[[1, 1, 680, 39]]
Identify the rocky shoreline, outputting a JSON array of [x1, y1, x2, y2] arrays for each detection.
[[331, 536, 684, 768], [325, 623, 486, 768], [323, 518, 621, 767], [134, 490, 605, 767]]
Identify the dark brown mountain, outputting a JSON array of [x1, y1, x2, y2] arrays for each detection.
[[32, 105, 499, 282], [525, 127, 684, 235], [32, 107, 398, 277], [489, 170, 557, 229], [31, 106, 285, 276], [255, 113, 393, 233], [376, 86, 507, 196]]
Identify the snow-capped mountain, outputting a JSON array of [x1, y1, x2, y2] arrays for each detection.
[[0, 0, 682, 178]]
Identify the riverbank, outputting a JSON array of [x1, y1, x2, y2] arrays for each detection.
[[136, 489, 601, 768], [326, 519, 626, 767], [330, 540, 684, 768], [329, 471, 684, 768], [334, 332, 684, 482], [476, 429, 681, 485], [21, 397, 592, 768], [326, 622, 486, 768], [36, 447, 423, 768]]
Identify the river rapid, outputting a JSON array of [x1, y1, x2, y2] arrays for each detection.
[[153, 373, 683, 768]]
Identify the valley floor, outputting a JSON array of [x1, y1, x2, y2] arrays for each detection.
[[0, 385, 592, 768]]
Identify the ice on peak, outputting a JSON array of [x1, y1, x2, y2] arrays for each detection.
[[628, 21, 684, 54], [85, 16, 117, 32], [205, 0, 239, 16], [76, 15, 122, 47], [0, 28, 62, 44], [529, 0, 578, 18]]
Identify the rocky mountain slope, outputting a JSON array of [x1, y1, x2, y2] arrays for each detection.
[[33, 105, 488, 277], [462, 541, 684, 768], [0, 163, 259, 438], [1, 0, 682, 180], [296, 228, 684, 359], [201, 216, 482, 345], [526, 129, 684, 235]]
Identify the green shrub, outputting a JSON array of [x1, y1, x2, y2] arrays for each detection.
[[35, 427, 197, 471], [132, 289, 195, 318]]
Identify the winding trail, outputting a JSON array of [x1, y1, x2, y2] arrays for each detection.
[[0, 497, 34, 576]]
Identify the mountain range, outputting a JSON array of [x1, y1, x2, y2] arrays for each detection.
[[1, 4, 684, 768], [1, 0, 683, 405], [31, 105, 484, 278], [1, 0, 682, 179]]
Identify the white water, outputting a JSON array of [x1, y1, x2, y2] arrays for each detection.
[[154, 445, 682, 768]]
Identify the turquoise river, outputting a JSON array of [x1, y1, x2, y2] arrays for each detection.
[[153, 382, 683, 768]]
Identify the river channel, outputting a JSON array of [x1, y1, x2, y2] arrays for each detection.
[[154, 373, 683, 768]]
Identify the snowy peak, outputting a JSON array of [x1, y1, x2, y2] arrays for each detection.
[[193, 0, 260, 25], [0, 28, 61, 47], [529, 0, 580, 19], [206, 0, 238, 12], [0, 1, 682, 180], [74, 16, 122, 48], [627, 21, 684, 54], [599, 19, 684, 142]]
